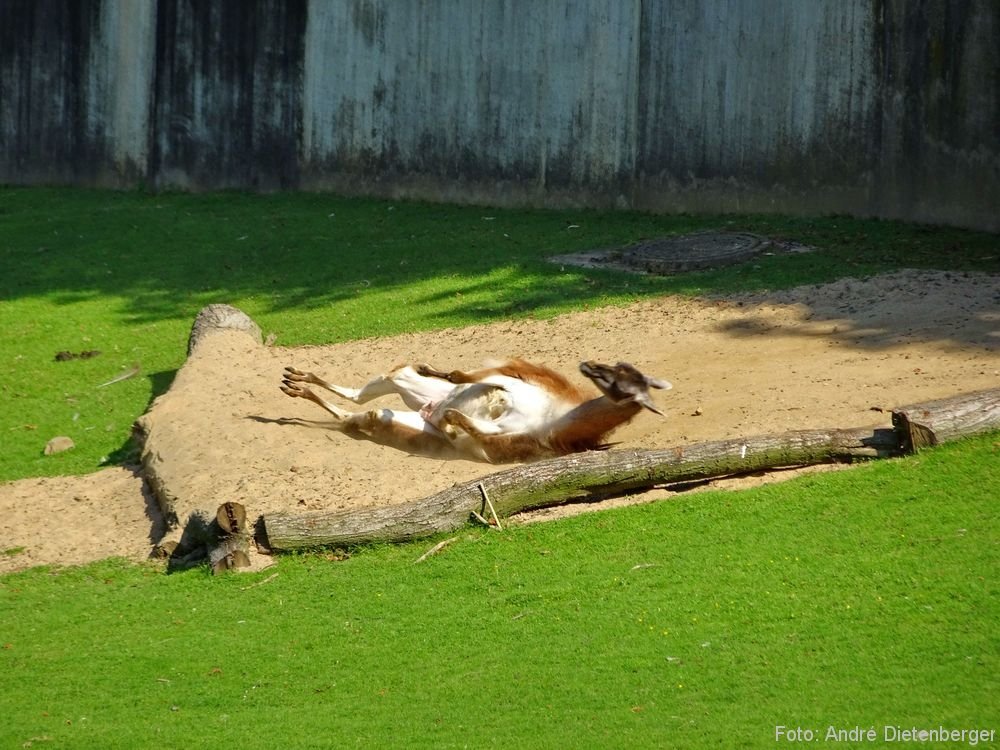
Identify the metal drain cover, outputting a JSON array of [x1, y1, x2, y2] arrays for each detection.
[[620, 232, 767, 273]]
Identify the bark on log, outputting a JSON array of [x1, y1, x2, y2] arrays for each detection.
[[260, 388, 1000, 552], [187, 303, 261, 356]]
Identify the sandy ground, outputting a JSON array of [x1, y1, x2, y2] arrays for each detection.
[[1, 269, 997, 573]]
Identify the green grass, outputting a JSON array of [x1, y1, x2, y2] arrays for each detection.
[[1, 187, 998, 747], [2, 187, 998, 481], [1, 432, 997, 748]]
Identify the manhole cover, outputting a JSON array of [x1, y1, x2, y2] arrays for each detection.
[[549, 231, 814, 276], [620, 232, 766, 273]]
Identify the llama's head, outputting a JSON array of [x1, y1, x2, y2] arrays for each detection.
[[579, 361, 672, 416]]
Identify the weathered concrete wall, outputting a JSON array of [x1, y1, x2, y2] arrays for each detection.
[[0, 0, 155, 185], [1, 0, 997, 230], [299, 0, 641, 205], [636, 0, 880, 215], [875, 0, 1000, 230], [150, 0, 306, 189]]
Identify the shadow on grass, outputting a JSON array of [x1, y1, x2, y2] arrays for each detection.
[[3, 187, 998, 346], [102, 368, 179, 467]]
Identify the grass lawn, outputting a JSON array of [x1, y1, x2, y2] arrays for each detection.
[[1, 433, 996, 747], [1, 187, 998, 747]]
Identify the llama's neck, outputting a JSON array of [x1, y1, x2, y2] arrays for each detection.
[[546, 396, 642, 454]]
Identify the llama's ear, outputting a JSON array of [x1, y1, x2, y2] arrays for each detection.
[[647, 377, 672, 391]]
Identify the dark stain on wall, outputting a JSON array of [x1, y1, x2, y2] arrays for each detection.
[[0, 0, 102, 182], [873, 0, 999, 223], [150, 0, 306, 189]]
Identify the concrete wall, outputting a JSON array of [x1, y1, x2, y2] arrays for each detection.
[[299, 0, 643, 205], [876, 0, 1000, 229], [151, 0, 306, 189], [1, 0, 997, 230], [0, 0, 155, 185], [636, 1, 879, 214]]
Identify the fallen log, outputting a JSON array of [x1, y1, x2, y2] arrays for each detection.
[[260, 388, 1000, 552], [261, 426, 895, 550]]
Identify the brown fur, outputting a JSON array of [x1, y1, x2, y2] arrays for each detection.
[[420, 358, 589, 403]]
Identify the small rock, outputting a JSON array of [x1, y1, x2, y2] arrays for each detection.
[[44, 436, 75, 455], [692, 407, 704, 416]]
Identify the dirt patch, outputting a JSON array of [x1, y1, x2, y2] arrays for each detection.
[[0, 468, 164, 573], [1, 269, 997, 573]]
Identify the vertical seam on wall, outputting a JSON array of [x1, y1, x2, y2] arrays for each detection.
[[630, 0, 643, 202], [146, 0, 163, 187]]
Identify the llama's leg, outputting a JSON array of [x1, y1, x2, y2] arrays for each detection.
[[384, 366, 457, 410], [281, 380, 457, 456], [284, 367, 401, 404], [439, 409, 506, 436], [284, 365, 455, 411], [416, 363, 500, 385], [280, 380, 353, 420], [355, 408, 456, 455], [439, 409, 544, 463]]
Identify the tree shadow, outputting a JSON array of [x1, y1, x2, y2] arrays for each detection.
[[102, 368, 179, 467], [708, 271, 1000, 350], [3, 188, 997, 348]]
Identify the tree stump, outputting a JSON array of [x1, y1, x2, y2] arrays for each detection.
[[209, 502, 252, 574], [187, 303, 262, 356]]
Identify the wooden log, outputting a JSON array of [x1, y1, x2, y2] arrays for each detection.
[[209, 534, 251, 574], [261, 388, 1000, 552], [187, 304, 261, 356], [261, 426, 898, 550], [891, 387, 1000, 452]]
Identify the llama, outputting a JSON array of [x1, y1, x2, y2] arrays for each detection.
[[280, 358, 670, 462]]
